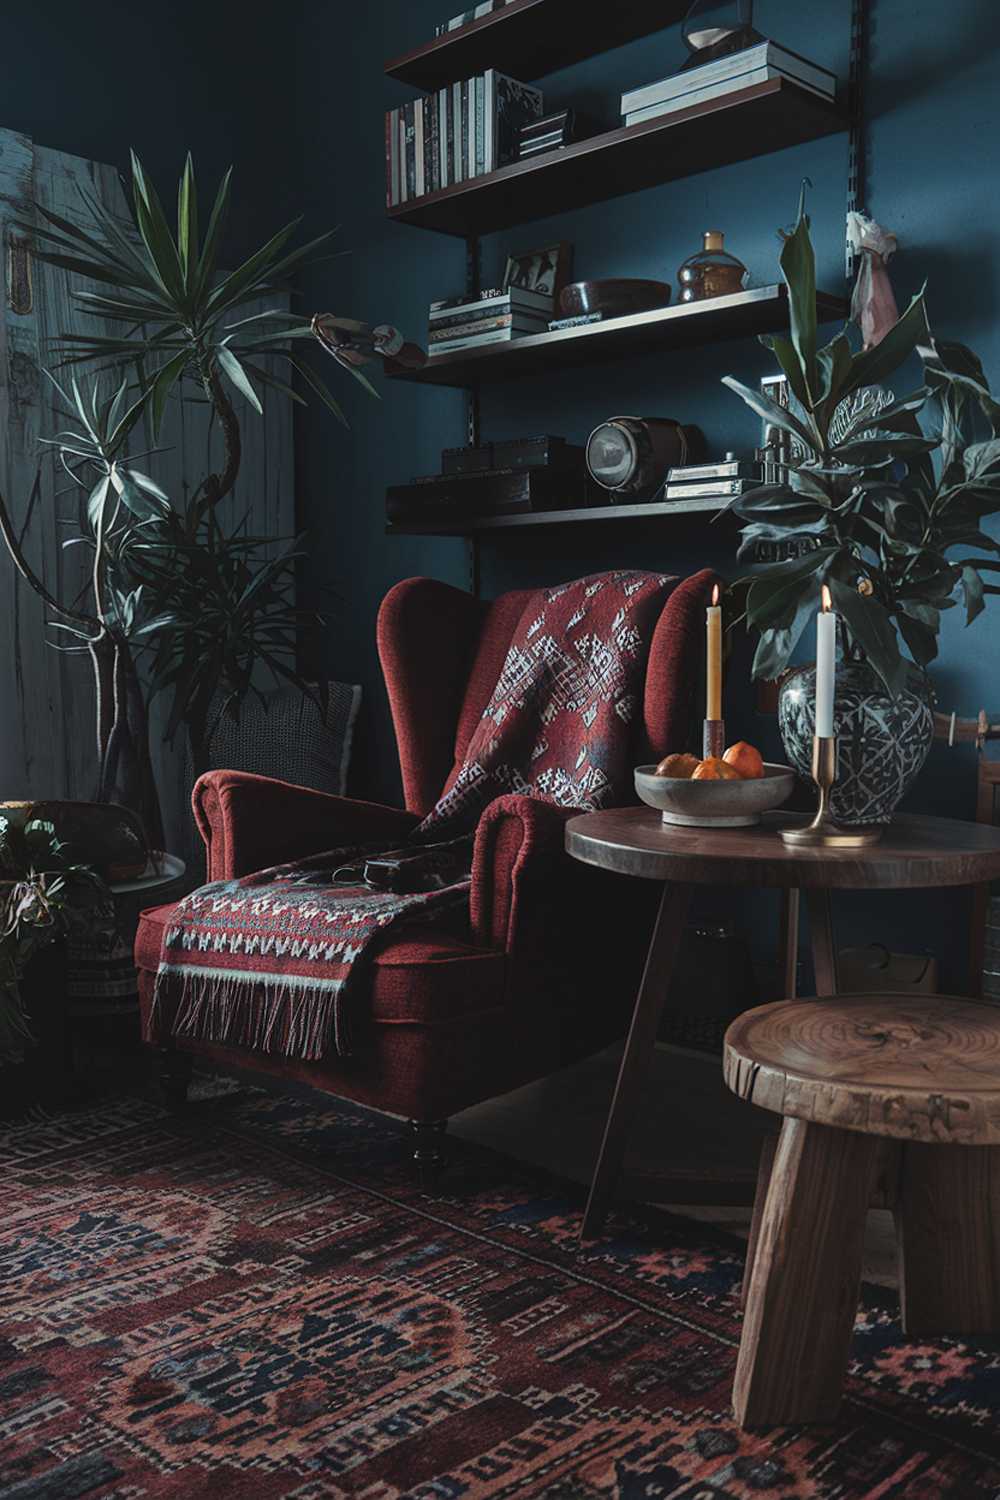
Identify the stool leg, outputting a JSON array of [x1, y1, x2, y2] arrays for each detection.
[[896, 1142, 1000, 1335], [741, 1132, 777, 1308], [734, 1117, 876, 1428]]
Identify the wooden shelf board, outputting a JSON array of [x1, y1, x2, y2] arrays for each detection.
[[388, 284, 847, 388], [387, 79, 847, 237], [385, 0, 685, 91], [386, 495, 736, 537]]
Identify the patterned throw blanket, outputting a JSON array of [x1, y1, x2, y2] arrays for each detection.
[[153, 570, 676, 1059]]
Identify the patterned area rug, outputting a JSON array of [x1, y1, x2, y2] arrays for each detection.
[[3, 1087, 1000, 1498]]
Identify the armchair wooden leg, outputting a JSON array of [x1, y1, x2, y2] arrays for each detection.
[[158, 1048, 193, 1112], [734, 1116, 876, 1428], [896, 1142, 1000, 1335], [410, 1119, 448, 1185]]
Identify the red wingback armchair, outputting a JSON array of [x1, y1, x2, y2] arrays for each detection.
[[137, 570, 715, 1157]]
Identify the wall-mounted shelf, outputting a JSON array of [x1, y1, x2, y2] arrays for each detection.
[[386, 495, 736, 537], [385, 0, 686, 92], [388, 284, 848, 388], [388, 79, 846, 238]]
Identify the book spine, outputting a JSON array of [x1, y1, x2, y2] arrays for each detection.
[[431, 315, 516, 341], [414, 99, 425, 198], [452, 81, 463, 182], [460, 80, 470, 182], [429, 289, 553, 318], [440, 85, 452, 187], [624, 68, 830, 125], [429, 305, 548, 329], [475, 75, 485, 175], [428, 93, 439, 193], [467, 77, 476, 178], [404, 102, 416, 201], [424, 97, 435, 194], [484, 70, 495, 172], [428, 327, 539, 354], [385, 110, 395, 207], [398, 112, 408, 203]]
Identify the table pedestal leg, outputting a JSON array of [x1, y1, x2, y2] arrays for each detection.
[[806, 888, 838, 994], [778, 889, 800, 998], [581, 881, 692, 1239]]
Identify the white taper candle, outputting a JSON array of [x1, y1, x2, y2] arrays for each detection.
[[815, 585, 836, 739]]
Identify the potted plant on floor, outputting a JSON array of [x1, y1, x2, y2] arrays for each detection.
[[0, 153, 381, 847], [723, 190, 1000, 825], [0, 811, 109, 1112]]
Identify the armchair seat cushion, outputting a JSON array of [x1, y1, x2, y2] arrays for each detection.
[[136, 902, 505, 1030]]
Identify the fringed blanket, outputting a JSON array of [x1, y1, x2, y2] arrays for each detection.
[[153, 570, 676, 1059]]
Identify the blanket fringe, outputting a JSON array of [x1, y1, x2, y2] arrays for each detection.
[[153, 968, 349, 1061]]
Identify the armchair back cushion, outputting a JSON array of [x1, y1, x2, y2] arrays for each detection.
[[378, 571, 714, 815]]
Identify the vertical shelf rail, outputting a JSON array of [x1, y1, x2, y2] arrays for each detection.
[[465, 233, 482, 593], [845, 0, 871, 280]]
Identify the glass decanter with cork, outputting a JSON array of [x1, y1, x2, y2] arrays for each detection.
[[677, 231, 748, 303]]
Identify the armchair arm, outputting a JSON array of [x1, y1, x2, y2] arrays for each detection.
[[192, 770, 420, 881], [470, 794, 577, 952]]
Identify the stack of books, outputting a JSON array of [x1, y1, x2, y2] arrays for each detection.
[[662, 456, 763, 503], [434, 1, 515, 36], [620, 42, 836, 128], [428, 286, 553, 357], [386, 71, 543, 206], [517, 110, 602, 161]]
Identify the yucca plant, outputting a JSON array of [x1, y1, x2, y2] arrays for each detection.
[[0, 152, 377, 842], [724, 188, 1000, 693]]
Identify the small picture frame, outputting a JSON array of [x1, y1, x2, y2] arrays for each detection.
[[502, 241, 573, 301]]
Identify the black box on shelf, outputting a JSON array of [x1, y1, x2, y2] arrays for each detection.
[[387, 465, 586, 523], [491, 435, 584, 471], [442, 444, 495, 474]]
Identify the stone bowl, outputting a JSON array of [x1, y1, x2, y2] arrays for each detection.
[[634, 763, 796, 828]]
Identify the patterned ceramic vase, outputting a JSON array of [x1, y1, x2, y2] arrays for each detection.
[[778, 661, 935, 827]]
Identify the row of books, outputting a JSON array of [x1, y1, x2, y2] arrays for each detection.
[[434, 0, 515, 36], [621, 41, 836, 128], [428, 285, 552, 357], [386, 70, 543, 206]]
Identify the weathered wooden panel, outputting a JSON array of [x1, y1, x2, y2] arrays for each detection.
[[0, 129, 294, 859]]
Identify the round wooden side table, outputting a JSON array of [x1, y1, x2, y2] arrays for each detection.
[[564, 808, 1000, 1238]]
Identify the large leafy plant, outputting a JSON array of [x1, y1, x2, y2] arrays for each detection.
[[0, 814, 109, 1064], [0, 154, 374, 843], [725, 190, 1000, 694]]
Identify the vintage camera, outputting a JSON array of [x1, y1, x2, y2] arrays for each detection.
[[585, 416, 705, 502]]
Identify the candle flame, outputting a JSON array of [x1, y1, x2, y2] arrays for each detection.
[[821, 585, 832, 613], [711, 583, 721, 606]]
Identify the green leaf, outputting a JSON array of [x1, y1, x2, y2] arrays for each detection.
[[284, 354, 347, 426], [960, 564, 986, 624], [828, 576, 907, 697], [177, 152, 198, 286], [720, 376, 818, 453], [129, 150, 186, 306], [193, 166, 232, 300], [216, 346, 263, 414], [845, 287, 931, 397], [897, 611, 938, 667], [759, 331, 811, 409], [779, 182, 818, 403], [150, 349, 189, 439], [744, 547, 839, 628], [87, 474, 111, 532]]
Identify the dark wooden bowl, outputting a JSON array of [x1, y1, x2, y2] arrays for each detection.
[[559, 278, 672, 319]]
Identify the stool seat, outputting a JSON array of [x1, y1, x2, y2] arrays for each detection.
[[723, 991, 1000, 1430], [725, 993, 1000, 1145]]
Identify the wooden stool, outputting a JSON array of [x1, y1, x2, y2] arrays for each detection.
[[724, 993, 1000, 1428]]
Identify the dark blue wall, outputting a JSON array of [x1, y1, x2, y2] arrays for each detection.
[[292, 0, 1000, 985], [5, 0, 292, 256]]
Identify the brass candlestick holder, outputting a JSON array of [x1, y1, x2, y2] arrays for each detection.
[[703, 719, 725, 759], [780, 735, 883, 848]]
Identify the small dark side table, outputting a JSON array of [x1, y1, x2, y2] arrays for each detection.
[[565, 808, 1000, 1238]]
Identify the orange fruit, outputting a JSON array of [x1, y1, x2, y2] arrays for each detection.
[[691, 757, 742, 781], [654, 752, 701, 779], [723, 742, 765, 780]]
